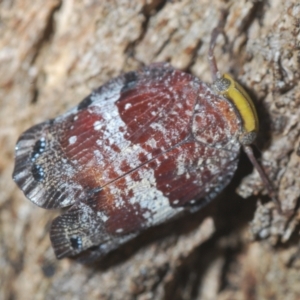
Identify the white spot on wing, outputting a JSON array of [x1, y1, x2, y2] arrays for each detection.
[[94, 121, 102, 131], [97, 211, 109, 222], [124, 103, 132, 110], [68, 136, 77, 145]]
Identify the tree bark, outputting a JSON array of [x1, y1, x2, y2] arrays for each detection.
[[1, 0, 300, 299]]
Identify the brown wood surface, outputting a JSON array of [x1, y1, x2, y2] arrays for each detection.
[[1, 0, 300, 299]]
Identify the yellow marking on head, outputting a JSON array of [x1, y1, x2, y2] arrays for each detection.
[[213, 73, 259, 144]]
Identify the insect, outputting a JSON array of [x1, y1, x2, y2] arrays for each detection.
[[13, 22, 275, 261]]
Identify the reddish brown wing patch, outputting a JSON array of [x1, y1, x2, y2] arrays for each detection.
[[57, 64, 200, 195], [117, 65, 198, 148]]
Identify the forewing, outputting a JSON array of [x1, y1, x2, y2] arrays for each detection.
[[13, 63, 199, 209], [50, 140, 239, 260]]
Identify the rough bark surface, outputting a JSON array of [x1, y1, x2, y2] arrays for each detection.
[[1, 0, 300, 299]]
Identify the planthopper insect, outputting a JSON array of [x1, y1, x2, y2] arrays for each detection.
[[13, 19, 276, 261]]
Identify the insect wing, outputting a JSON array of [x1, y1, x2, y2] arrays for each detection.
[[14, 63, 241, 259], [13, 64, 201, 210]]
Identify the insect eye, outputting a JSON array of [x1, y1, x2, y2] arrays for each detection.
[[213, 77, 231, 93]]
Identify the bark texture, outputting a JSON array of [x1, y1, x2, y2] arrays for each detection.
[[1, 0, 300, 299]]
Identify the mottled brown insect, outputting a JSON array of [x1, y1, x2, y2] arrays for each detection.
[[13, 21, 274, 261]]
